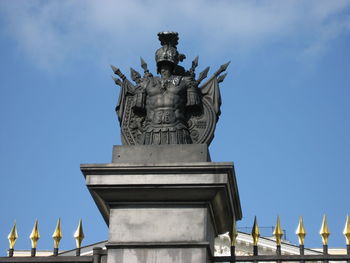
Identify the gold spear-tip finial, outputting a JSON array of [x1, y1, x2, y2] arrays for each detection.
[[74, 219, 85, 248], [230, 220, 238, 246], [343, 215, 350, 245], [29, 219, 40, 248], [52, 218, 63, 249], [296, 216, 306, 245], [273, 216, 283, 246], [251, 216, 260, 246], [8, 221, 18, 249], [320, 215, 330, 245]]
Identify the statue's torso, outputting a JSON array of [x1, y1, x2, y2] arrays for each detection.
[[137, 75, 192, 144], [143, 76, 187, 127]]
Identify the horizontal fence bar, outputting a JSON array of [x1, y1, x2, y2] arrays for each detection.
[[0, 256, 93, 263], [213, 254, 350, 262]]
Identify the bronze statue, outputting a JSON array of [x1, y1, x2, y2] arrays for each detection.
[[111, 32, 229, 145]]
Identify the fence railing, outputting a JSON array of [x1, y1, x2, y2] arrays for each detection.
[[0, 248, 106, 263], [1, 215, 349, 263], [5, 218, 85, 257], [213, 215, 350, 263]]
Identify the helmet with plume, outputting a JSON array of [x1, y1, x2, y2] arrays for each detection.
[[155, 32, 186, 73]]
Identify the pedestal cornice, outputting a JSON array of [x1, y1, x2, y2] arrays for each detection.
[[81, 161, 242, 235]]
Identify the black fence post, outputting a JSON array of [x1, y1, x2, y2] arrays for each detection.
[[93, 247, 102, 263], [230, 245, 236, 263], [8, 249, 14, 258]]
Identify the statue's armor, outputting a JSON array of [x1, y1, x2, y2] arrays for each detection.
[[133, 75, 201, 145], [112, 32, 227, 146]]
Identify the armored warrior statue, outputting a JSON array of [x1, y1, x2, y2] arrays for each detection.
[[111, 32, 229, 145]]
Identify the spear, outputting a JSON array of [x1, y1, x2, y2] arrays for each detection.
[[110, 65, 126, 81], [196, 66, 210, 84], [214, 61, 230, 77], [217, 73, 227, 83], [192, 56, 199, 69], [140, 57, 152, 77], [199, 61, 230, 88], [189, 56, 199, 77], [111, 76, 123, 87], [130, 67, 141, 84]]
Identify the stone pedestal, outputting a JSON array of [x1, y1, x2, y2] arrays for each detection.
[[81, 145, 241, 263]]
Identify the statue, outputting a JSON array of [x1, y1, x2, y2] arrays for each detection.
[[111, 32, 229, 146]]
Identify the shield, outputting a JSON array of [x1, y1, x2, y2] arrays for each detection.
[[120, 94, 217, 146], [187, 97, 216, 145]]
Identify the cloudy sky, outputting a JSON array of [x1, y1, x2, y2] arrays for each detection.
[[0, 0, 350, 254]]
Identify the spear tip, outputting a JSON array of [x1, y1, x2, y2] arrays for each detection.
[[221, 61, 231, 71], [217, 72, 227, 83], [140, 57, 147, 66], [111, 65, 121, 75], [197, 66, 210, 82], [203, 66, 210, 76], [193, 56, 199, 66], [111, 76, 122, 86]]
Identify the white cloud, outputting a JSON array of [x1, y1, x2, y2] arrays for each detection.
[[1, 0, 350, 70]]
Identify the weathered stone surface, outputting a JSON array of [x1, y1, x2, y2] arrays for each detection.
[[81, 146, 242, 263], [109, 207, 213, 243], [112, 144, 211, 163], [81, 161, 242, 235], [107, 248, 209, 263]]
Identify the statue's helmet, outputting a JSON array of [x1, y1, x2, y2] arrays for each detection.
[[155, 32, 185, 73], [155, 45, 179, 65]]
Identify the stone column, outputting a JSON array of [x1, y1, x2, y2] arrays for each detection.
[[81, 144, 242, 263]]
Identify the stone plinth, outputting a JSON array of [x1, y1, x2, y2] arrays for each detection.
[[112, 144, 211, 164], [81, 145, 242, 263]]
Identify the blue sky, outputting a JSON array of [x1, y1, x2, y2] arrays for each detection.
[[0, 0, 350, 254]]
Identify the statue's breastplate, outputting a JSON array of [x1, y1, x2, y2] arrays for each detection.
[[145, 76, 186, 126], [146, 77, 183, 95]]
